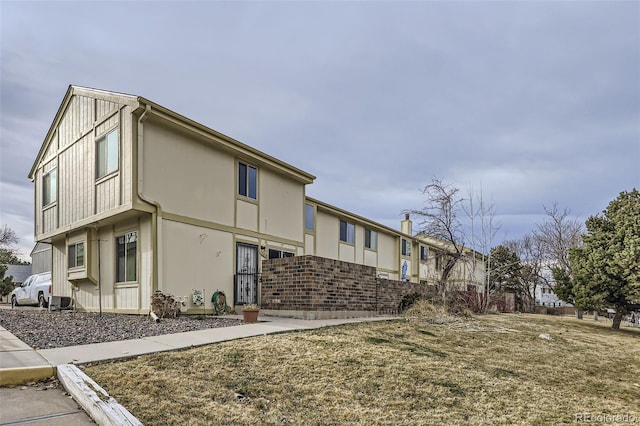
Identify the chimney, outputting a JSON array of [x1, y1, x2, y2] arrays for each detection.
[[401, 213, 412, 236]]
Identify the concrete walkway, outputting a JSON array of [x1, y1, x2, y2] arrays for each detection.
[[0, 313, 395, 425]]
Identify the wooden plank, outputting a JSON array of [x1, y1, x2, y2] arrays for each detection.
[[57, 364, 142, 426]]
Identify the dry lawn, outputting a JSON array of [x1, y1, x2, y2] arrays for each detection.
[[84, 305, 640, 425]]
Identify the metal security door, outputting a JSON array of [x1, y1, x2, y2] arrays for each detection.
[[235, 243, 258, 305]]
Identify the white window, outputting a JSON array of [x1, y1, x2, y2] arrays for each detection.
[[238, 162, 257, 200], [68, 242, 85, 269], [340, 220, 355, 244], [116, 231, 137, 282], [305, 204, 315, 231], [365, 229, 377, 250], [268, 249, 295, 259], [96, 129, 119, 179], [402, 239, 411, 257], [43, 168, 57, 206], [420, 246, 428, 261]]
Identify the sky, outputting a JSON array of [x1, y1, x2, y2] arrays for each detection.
[[1, 1, 639, 261]]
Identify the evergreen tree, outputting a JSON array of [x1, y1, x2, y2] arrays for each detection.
[[569, 189, 640, 329]]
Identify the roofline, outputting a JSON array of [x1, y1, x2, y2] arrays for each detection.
[[306, 196, 410, 238], [134, 97, 316, 184], [28, 85, 138, 179], [29, 85, 316, 185]]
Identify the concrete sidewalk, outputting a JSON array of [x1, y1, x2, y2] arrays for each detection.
[[1, 313, 394, 424]]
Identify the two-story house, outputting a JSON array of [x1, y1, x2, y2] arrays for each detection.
[[29, 86, 485, 315]]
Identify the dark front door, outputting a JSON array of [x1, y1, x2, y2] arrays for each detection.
[[235, 242, 258, 305]]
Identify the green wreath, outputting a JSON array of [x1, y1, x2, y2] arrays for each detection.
[[212, 290, 230, 315]]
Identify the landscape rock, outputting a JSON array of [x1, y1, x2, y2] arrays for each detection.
[[0, 309, 241, 349]]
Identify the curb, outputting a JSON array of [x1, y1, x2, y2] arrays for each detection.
[[0, 365, 56, 386], [57, 364, 142, 426]]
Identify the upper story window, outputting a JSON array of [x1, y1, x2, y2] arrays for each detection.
[[365, 229, 377, 250], [305, 204, 315, 231], [339, 220, 355, 244], [238, 162, 257, 200], [68, 242, 85, 269], [420, 246, 428, 261], [43, 168, 57, 206], [96, 129, 119, 179], [116, 231, 137, 283], [401, 238, 411, 257], [435, 253, 442, 270]]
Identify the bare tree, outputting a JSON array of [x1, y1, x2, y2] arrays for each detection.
[[0, 225, 23, 300], [0, 225, 22, 264], [533, 203, 584, 317], [504, 234, 545, 312], [406, 178, 468, 295], [534, 203, 583, 273], [464, 185, 500, 312], [0, 225, 18, 248]]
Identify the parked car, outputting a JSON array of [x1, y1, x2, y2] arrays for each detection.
[[11, 272, 52, 308]]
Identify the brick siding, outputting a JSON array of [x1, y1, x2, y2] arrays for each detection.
[[260, 255, 435, 316]]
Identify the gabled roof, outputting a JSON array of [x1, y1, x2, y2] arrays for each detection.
[[29, 86, 138, 179], [29, 85, 316, 184]]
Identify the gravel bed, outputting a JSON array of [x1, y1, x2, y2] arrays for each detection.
[[0, 308, 242, 349]]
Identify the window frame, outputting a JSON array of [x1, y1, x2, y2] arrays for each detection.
[[238, 161, 258, 200], [365, 229, 377, 250], [339, 220, 355, 244], [268, 249, 295, 259], [96, 128, 119, 180], [42, 168, 57, 207], [401, 238, 411, 257], [420, 246, 429, 261], [68, 242, 85, 269], [116, 231, 137, 283], [305, 203, 315, 232]]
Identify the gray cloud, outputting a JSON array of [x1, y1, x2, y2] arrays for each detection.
[[1, 1, 638, 259]]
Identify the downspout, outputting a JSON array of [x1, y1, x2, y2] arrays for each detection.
[[136, 103, 164, 299]]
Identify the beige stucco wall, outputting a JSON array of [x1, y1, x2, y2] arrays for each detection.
[[315, 210, 339, 259], [161, 219, 234, 310], [142, 119, 235, 226], [259, 171, 304, 242]]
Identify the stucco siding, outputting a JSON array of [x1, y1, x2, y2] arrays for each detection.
[[315, 210, 339, 259], [236, 200, 258, 232], [161, 220, 234, 307], [259, 171, 304, 242], [142, 119, 235, 225]]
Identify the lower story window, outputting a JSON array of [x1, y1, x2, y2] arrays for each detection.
[[116, 231, 137, 282], [268, 249, 295, 259], [68, 242, 84, 268]]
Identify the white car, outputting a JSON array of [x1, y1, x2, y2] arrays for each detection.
[[11, 272, 52, 308]]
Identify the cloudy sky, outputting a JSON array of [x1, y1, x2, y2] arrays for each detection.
[[1, 1, 638, 260]]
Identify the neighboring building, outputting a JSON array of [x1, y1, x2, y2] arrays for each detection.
[[536, 283, 573, 308], [29, 86, 485, 315], [30, 242, 52, 274]]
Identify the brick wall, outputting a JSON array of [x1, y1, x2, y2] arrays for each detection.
[[260, 255, 435, 317]]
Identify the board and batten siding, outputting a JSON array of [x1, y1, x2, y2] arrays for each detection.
[[34, 95, 134, 240]]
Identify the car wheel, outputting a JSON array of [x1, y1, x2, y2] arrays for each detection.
[[11, 295, 18, 308], [38, 293, 48, 308]]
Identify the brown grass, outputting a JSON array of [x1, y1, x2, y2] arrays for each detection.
[[84, 310, 640, 425]]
